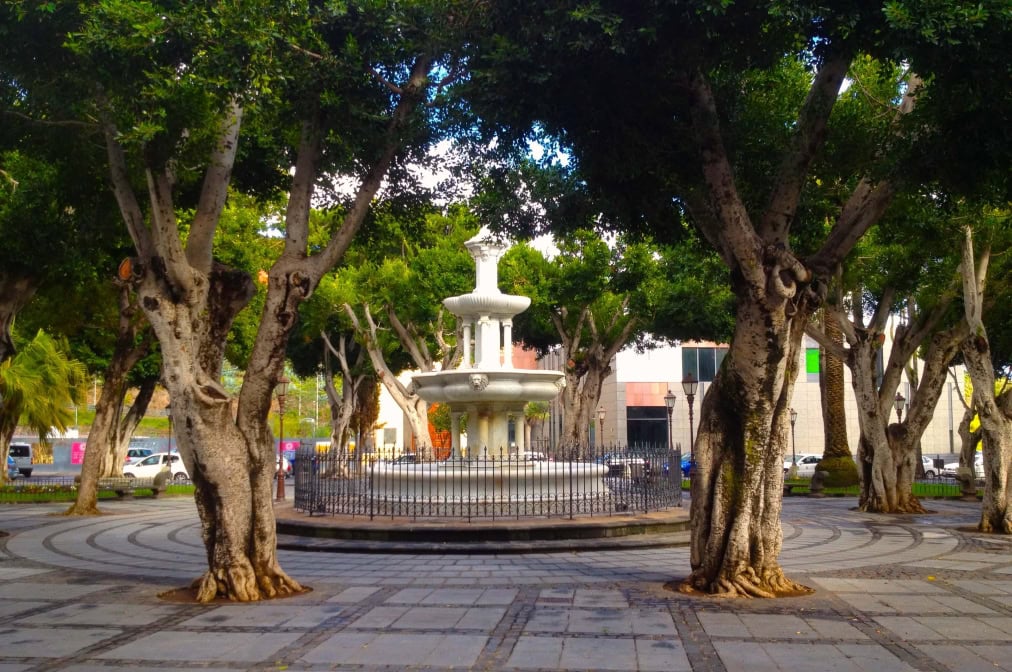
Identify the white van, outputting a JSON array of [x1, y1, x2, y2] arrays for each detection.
[[9, 443, 32, 477]]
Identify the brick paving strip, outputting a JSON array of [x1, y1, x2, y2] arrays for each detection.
[[0, 497, 1010, 671]]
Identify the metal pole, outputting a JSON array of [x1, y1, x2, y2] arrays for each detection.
[[275, 394, 287, 497], [687, 396, 695, 452]]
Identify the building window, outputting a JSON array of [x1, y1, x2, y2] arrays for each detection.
[[626, 406, 668, 447], [682, 347, 729, 383]]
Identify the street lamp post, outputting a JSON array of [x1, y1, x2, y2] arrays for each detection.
[[894, 391, 906, 423], [276, 375, 289, 502], [664, 389, 677, 453], [789, 407, 798, 475], [597, 407, 606, 452], [682, 373, 698, 452]]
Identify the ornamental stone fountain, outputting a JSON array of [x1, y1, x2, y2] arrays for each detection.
[[368, 229, 608, 506]]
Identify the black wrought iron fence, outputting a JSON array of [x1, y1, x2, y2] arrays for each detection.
[[292, 443, 683, 520]]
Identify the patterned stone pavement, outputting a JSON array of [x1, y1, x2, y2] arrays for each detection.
[[1, 496, 1011, 671]]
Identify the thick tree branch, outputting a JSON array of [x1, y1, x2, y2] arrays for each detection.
[[760, 50, 851, 241], [282, 114, 323, 266], [387, 305, 432, 371], [187, 102, 243, 274], [804, 320, 849, 361], [811, 179, 897, 276], [686, 70, 764, 289], [868, 287, 897, 333], [145, 167, 194, 298], [3, 110, 99, 130], [310, 54, 434, 278], [100, 113, 152, 257], [809, 75, 922, 276]]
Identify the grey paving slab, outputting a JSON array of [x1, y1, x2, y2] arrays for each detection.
[[0, 627, 122, 658], [21, 603, 182, 626], [178, 603, 345, 628], [918, 644, 1012, 672], [94, 631, 302, 663], [0, 496, 1007, 671]]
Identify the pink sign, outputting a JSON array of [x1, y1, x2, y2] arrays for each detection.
[[281, 440, 300, 451], [71, 442, 86, 465]]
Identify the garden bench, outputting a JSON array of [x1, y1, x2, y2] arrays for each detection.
[[783, 482, 803, 496]]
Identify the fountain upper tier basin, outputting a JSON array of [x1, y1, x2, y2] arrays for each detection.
[[443, 292, 530, 317], [411, 369, 565, 404]]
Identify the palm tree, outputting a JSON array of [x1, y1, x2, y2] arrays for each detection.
[[818, 297, 859, 486], [0, 330, 87, 481]]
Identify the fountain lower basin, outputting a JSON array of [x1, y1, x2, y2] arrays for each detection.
[[369, 460, 609, 502]]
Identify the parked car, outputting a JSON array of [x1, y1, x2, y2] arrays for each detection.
[[8, 443, 32, 477], [942, 454, 984, 479], [125, 447, 154, 464], [7, 455, 20, 480], [680, 452, 693, 477], [391, 453, 419, 464], [123, 452, 189, 481], [921, 455, 938, 479], [784, 454, 822, 477], [516, 451, 548, 462]]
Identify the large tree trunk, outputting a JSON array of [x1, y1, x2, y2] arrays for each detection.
[[66, 285, 155, 515], [343, 304, 433, 457], [144, 261, 304, 603], [559, 359, 607, 454], [683, 287, 813, 598], [959, 227, 1012, 533], [553, 303, 636, 454], [958, 404, 980, 497]]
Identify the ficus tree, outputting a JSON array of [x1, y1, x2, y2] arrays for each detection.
[[3, 0, 472, 602], [458, 1, 1009, 596]]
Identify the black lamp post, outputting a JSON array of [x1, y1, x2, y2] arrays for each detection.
[[597, 406, 606, 451], [894, 391, 906, 423], [276, 375, 289, 502], [664, 389, 677, 453], [682, 373, 698, 451], [789, 407, 798, 469]]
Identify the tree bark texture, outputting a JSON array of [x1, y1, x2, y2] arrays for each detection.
[[343, 304, 433, 456], [959, 227, 1012, 533], [66, 285, 155, 515], [684, 287, 814, 598], [553, 303, 636, 453]]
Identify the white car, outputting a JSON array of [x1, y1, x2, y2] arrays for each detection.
[[784, 454, 822, 477], [921, 455, 938, 479], [123, 452, 189, 482], [942, 454, 984, 479]]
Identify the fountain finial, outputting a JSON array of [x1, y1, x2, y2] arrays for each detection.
[[464, 227, 508, 294]]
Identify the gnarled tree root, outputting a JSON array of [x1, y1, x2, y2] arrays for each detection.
[[192, 563, 306, 603], [62, 504, 104, 516], [676, 567, 814, 599]]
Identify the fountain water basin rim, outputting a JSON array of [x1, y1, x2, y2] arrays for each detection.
[[411, 368, 565, 404]]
